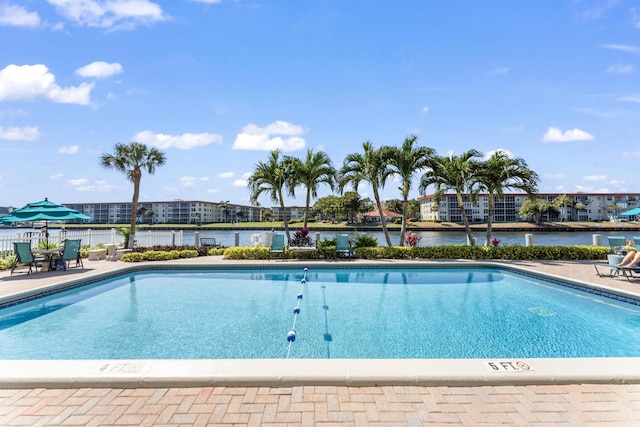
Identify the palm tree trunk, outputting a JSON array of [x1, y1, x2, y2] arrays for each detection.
[[485, 194, 495, 246], [456, 192, 475, 246], [373, 186, 392, 247], [278, 191, 291, 243], [303, 190, 311, 229], [399, 193, 408, 246], [129, 177, 140, 249]]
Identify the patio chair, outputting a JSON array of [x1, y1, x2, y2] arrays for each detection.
[[11, 242, 46, 275], [51, 239, 83, 270], [594, 262, 640, 280], [607, 236, 627, 253], [269, 234, 286, 260], [335, 234, 355, 260]]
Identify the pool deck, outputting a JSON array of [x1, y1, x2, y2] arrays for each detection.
[[1, 257, 640, 425]]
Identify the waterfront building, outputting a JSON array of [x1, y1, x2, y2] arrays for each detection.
[[63, 200, 262, 225], [418, 193, 640, 222], [271, 206, 305, 222]]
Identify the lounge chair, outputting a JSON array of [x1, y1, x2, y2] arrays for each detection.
[[634, 237, 640, 248], [335, 234, 355, 260], [11, 242, 46, 275], [607, 236, 627, 253], [594, 262, 640, 280], [51, 239, 83, 270], [269, 234, 286, 260]]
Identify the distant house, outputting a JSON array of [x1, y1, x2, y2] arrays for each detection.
[[361, 209, 403, 223]]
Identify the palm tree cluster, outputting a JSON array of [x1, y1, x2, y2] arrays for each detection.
[[247, 136, 539, 247]]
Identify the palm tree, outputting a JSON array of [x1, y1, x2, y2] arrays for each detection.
[[100, 142, 166, 248], [247, 149, 296, 242], [419, 149, 482, 246], [552, 194, 574, 222], [387, 135, 434, 245], [219, 200, 230, 223], [339, 141, 394, 246], [289, 149, 336, 229], [471, 151, 539, 245]]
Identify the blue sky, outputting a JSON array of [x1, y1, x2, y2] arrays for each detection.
[[0, 1, 639, 209]]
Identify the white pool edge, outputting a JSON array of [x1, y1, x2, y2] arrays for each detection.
[[2, 261, 640, 388], [1, 358, 640, 388]]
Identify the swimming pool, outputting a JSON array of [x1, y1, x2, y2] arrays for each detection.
[[2, 265, 640, 360]]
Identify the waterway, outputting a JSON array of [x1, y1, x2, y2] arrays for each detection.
[[1, 227, 635, 248]]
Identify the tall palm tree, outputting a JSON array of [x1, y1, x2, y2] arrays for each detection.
[[387, 135, 434, 245], [289, 149, 337, 229], [247, 149, 296, 242], [100, 142, 166, 249], [219, 200, 230, 223], [339, 141, 394, 247], [419, 149, 482, 246], [471, 151, 539, 245]]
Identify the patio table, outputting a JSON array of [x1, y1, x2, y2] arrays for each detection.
[[33, 248, 60, 272]]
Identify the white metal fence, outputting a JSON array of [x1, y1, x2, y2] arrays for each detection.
[[0, 229, 183, 253]]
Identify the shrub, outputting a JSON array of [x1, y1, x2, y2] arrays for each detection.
[[354, 233, 378, 248]]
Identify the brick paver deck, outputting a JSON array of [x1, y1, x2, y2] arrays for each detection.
[[2, 257, 640, 426]]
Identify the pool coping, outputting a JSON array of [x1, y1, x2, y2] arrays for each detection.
[[2, 261, 640, 388]]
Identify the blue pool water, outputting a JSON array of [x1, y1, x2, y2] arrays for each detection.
[[1, 267, 640, 359]]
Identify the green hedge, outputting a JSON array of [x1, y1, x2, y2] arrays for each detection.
[[121, 249, 199, 262], [354, 245, 609, 261], [9, 244, 607, 267], [222, 245, 610, 261]]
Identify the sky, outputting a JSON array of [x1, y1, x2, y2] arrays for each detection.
[[0, 0, 639, 209]]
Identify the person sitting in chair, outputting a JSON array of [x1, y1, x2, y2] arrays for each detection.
[[618, 249, 640, 268]]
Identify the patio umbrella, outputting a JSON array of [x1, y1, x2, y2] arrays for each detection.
[[0, 198, 91, 246], [620, 207, 640, 216]]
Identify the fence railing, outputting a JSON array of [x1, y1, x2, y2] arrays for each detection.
[[0, 229, 183, 253]]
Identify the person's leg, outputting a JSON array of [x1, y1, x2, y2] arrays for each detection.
[[618, 250, 637, 266], [625, 251, 640, 268]]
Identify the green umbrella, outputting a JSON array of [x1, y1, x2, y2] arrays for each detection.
[[1, 198, 91, 246]]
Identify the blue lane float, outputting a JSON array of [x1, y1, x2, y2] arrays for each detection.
[[286, 267, 309, 357]]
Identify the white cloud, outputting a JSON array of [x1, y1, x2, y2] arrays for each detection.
[[76, 61, 123, 78], [0, 64, 93, 105], [58, 145, 79, 154], [67, 178, 89, 186], [633, 8, 640, 28], [421, 106, 429, 114], [180, 176, 197, 187], [619, 94, 640, 103], [133, 130, 222, 150], [488, 67, 510, 75], [583, 174, 607, 181], [49, 173, 63, 180], [542, 127, 594, 142], [600, 44, 640, 55], [609, 179, 626, 185], [606, 63, 633, 73], [46, 0, 168, 29], [233, 172, 251, 187], [179, 176, 209, 186], [0, 126, 39, 141], [484, 148, 513, 160], [0, 4, 41, 27], [232, 120, 306, 151], [218, 171, 234, 179]]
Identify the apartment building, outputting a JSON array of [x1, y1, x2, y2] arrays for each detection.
[[64, 200, 262, 224], [271, 206, 306, 222], [418, 193, 640, 222]]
